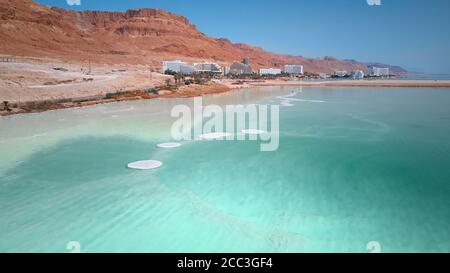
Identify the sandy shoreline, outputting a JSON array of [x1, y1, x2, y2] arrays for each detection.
[[2, 78, 450, 116], [3, 78, 450, 116], [1, 59, 450, 116], [0, 82, 231, 116]]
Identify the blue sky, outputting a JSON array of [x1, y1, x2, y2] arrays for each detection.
[[35, 0, 450, 73]]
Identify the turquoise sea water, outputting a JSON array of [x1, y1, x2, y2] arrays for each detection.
[[0, 87, 449, 253]]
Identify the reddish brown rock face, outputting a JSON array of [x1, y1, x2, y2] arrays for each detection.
[[0, 0, 404, 74]]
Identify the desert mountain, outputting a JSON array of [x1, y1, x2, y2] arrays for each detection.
[[0, 0, 405, 74]]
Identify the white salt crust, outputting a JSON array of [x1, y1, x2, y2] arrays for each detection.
[[157, 142, 182, 148], [127, 160, 163, 170]]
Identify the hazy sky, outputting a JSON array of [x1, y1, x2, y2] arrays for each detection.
[[35, 0, 450, 73]]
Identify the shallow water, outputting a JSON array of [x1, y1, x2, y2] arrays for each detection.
[[0, 87, 449, 253]]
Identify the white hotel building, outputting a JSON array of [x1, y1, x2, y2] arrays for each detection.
[[369, 66, 390, 77], [334, 70, 348, 77], [193, 62, 222, 74], [259, 68, 282, 76], [284, 64, 304, 75], [162, 60, 195, 74], [351, 70, 365, 80]]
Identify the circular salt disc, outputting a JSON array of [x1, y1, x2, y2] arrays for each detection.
[[199, 132, 232, 140], [242, 129, 265, 135], [157, 142, 181, 148], [127, 160, 163, 170]]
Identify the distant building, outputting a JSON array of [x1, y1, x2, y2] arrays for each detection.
[[180, 64, 196, 74], [259, 68, 282, 76], [193, 62, 222, 74], [163, 60, 195, 74], [284, 64, 304, 75], [369, 66, 389, 77], [229, 58, 253, 75], [334, 70, 348, 77], [351, 70, 365, 80], [223, 67, 230, 76], [163, 60, 184, 73]]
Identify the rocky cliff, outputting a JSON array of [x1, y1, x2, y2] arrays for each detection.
[[0, 0, 405, 74]]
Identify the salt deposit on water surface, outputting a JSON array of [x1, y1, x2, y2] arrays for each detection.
[[199, 132, 233, 140], [127, 160, 163, 170], [157, 142, 182, 148]]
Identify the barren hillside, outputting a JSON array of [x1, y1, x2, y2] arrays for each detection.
[[0, 0, 405, 74]]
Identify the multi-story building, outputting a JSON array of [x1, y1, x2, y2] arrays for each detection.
[[179, 64, 196, 74], [223, 67, 230, 76], [259, 68, 282, 76], [369, 66, 390, 77], [162, 60, 196, 74], [163, 60, 184, 73], [284, 64, 304, 75], [229, 58, 253, 75], [193, 62, 222, 74], [351, 70, 365, 80], [334, 70, 348, 77]]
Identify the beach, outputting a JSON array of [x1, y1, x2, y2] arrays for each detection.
[[1, 58, 450, 116], [0, 58, 231, 115]]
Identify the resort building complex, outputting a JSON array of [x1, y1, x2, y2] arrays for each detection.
[[369, 66, 390, 77], [193, 62, 222, 74], [163, 60, 222, 75], [259, 68, 282, 76], [161, 59, 387, 80], [229, 59, 253, 75], [284, 64, 304, 75], [163, 60, 195, 74], [334, 71, 348, 77], [351, 70, 365, 79]]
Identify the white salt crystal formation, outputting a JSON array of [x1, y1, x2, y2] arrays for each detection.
[[127, 160, 163, 170]]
